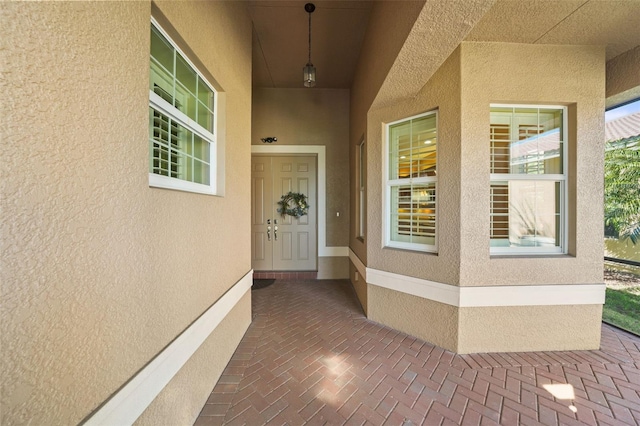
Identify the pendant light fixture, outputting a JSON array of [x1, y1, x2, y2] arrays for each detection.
[[303, 3, 316, 88]]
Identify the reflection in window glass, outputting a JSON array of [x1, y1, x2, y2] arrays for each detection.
[[490, 181, 560, 248], [490, 107, 563, 175], [490, 105, 566, 254]]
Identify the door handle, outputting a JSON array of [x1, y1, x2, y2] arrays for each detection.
[[274, 224, 278, 241], [267, 219, 271, 241]]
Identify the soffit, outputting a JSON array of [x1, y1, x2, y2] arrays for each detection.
[[465, 0, 640, 61], [248, 0, 372, 89]]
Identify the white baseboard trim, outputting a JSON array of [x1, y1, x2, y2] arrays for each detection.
[[84, 271, 253, 426], [364, 267, 605, 308]]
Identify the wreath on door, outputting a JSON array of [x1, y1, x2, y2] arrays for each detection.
[[277, 191, 310, 218]]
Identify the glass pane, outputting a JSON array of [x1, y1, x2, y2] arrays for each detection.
[[197, 101, 213, 131], [193, 160, 210, 185], [389, 113, 437, 180], [490, 180, 561, 248], [411, 115, 437, 178], [490, 110, 512, 173], [359, 142, 365, 188], [197, 76, 213, 108], [539, 108, 563, 173], [176, 55, 197, 96], [390, 185, 411, 243], [490, 107, 564, 175], [192, 134, 210, 162], [150, 28, 174, 76], [389, 121, 411, 180], [390, 183, 436, 246], [175, 82, 197, 122], [150, 61, 173, 98], [149, 106, 191, 180]]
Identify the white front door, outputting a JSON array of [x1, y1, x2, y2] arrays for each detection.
[[251, 155, 317, 271]]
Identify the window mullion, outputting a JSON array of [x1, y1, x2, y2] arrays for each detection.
[[150, 92, 214, 143]]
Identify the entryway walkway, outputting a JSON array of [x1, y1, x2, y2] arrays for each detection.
[[195, 280, 640, 425]]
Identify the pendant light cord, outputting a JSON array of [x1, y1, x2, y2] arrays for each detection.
[[308, 11, 312, 64]]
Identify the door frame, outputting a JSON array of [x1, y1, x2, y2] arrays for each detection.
[[251, 145, 346, 257]]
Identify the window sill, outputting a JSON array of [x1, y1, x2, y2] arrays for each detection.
[[490, 253, 573, 260], [383, 244, 438, 256], [149, 173, 220, 196]]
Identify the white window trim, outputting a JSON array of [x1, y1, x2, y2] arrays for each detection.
[[149, 18, 220, 196], [383, 110, 438, 253], [489, 104, 568, 256], [357, 138, 365, 240]]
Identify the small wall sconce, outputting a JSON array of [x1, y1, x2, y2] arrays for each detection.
[[261, 137, 278, 143]]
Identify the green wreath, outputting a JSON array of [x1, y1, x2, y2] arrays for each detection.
[[277, 191, 310, 218]]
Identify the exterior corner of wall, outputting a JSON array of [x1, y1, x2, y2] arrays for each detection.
[[606, 45, 640, 101], [367, 284, 459, 353]]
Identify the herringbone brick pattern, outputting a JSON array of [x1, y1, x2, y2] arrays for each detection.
[[194, 280, 640, 425]]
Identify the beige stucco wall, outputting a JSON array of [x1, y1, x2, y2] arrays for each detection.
[[317, 257, 349, 280], [136, 292, 251, 425], [1, 1, 252, 424], [368, 285, 459, 352], [360, 42, 605, 353], [348, 1, 426, 265], [366, 48, 463, 286], [459, 42, 606, 286], [458, 304, 602, 354], [252, 88, 349, 277], [605, 45, 640, 108]]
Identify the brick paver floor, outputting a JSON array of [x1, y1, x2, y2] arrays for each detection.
[[195, 279, 640, 425]]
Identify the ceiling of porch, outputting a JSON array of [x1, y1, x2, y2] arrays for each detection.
[[248, 0, 640, 90]]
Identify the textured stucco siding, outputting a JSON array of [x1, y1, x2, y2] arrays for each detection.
[[459, 42, 606, 287], [359, 40, 605, 352], [368, 285, 459, 352], [348, 1, 426, 266], [1, 1, 252, 424], [458, 304, 603, 354], [366, 47, 463, 286], [135, 292, 251, 425], [605, 45, 640, 108], [317, 257, 350, 280]]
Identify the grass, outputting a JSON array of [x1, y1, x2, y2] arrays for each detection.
[[603, 287, 640, 335]]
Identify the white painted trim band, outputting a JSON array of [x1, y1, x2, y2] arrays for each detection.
[[365, 267, 605, 308], [84, 271, 253, 426]]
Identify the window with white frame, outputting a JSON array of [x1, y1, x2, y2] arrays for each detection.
[[490, 105, 567, 254], [149, 20, 217, 194], [357, 138, 365, 240], [385, 111, 437, 252]]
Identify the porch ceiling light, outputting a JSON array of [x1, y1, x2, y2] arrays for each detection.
[[303, 3, 316, 88]]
